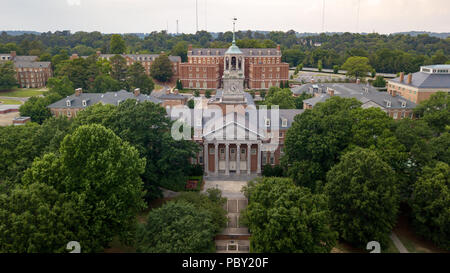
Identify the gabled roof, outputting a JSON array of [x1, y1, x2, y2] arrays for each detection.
[[388, 71, 450, 89], [47, 90, 162, 109], [293, 83, 416, 109]]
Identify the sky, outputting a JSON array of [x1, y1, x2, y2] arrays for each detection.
[[0, 0, 449, 34]]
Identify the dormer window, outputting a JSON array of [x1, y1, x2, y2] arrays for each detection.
[[82, 100, 87, 107], [66, 100, 71, 107], [282, 118, 288, 127]]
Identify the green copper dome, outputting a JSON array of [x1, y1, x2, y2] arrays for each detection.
[[225, 43, 243, 54]]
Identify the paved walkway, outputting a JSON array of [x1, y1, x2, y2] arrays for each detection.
[[204, 177, 253, 253], [390, 232, 409, 253]]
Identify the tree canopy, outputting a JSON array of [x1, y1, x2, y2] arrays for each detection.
[[410, 162, 450, 251], [325, 148, 400, 248], [242, 177, 337, 253], [0, 61, 17, 90], [150, 53, 174, 82], [136, 200, 216, 253]]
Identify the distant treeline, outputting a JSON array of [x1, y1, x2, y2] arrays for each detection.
[[0, 30, 449, 74]]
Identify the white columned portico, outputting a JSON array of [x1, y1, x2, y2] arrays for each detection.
[[204, 142, 208, 176], [214, 143, 219, 176], [225, 143, 230, 175], [257, 142, 262, 174], [236, 143, 241, 175], [247, 143, 251, 174]]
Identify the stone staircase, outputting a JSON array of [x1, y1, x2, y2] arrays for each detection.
[[215, 198, 251, 253]]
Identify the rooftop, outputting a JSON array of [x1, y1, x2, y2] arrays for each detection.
[[47, 90, 162, 109], [294, 83, 416, 109]]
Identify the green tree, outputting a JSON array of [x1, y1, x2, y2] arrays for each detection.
[[0, 183, 87, 253], [194, 90, 200, 97], [47, 76, 74, 97], [284, 97, 362, 190], [341, 56, 373, 79], [241, 177, 338, 253], [0, 117, 71, 193], [174, 189, 227, 234], [205, 90, 212, 98], [22, 124, 146, 251], [170, 41, 188, 62], [294, 92, 313, 109], [430, 132, 450, 164], [110, 54, 128, 83], [126, 62, 154, 94], [333, 65, 339, 74], [410, 162, 450, 250], [187, 99, 195, 109], [176, 79, 183, 90], [263, 88, 296, 109], [110, 34, 126, 54], [19, 96, 54, 124], [72, 101, 198, 199], [0, 61, 17, 90], [136, 200, 216, 253], [91, 74, 121, 93], [414, 91, 449, 134], [325, 148, 400, 248], [317, 59, 323, 72], [150, 54, 174, 82], [372, 76, 386, 87]]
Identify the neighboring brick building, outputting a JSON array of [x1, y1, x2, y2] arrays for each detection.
[[387, 65, 450, 104], [179, 45, 289, 90], [0, 51, 52, 88], [47, 88, 162, 119], [293, 83, 416, 120]]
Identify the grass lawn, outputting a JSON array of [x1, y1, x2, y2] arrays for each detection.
[[0, 99, 22, 105], [0, 88, 48, 97]]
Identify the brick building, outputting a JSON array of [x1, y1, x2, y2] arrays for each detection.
[[293, 83, 416, 120], [0, 51, 52, 88], [178, 45, 289, 90], [387, 65, 450, 104]]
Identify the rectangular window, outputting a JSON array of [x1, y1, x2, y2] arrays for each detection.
[[209, 148, 215, 155], [251, 148, 257, 155]]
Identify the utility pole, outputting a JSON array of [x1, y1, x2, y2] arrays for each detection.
[[176, 20, 179, 35]]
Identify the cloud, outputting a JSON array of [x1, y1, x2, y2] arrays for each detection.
[[67, 0, 81, 6]]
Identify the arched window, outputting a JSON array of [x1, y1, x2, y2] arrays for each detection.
[[231, 56, 236, 70]]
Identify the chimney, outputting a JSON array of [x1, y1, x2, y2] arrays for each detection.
[[407, 73, 412, 85], [399, 72, 404, 82], [75, 88, 82, 97], [188, 44, 193, 51], [356, 79, 361, 84], [174, 89, 179, 95], [134, 88, 140, 97], [276, 44, 281, 51], [166, 89, 170, 95], [10, 51, 16, 59], [311, 79, 315, 84], [96, 51, 101, 56]]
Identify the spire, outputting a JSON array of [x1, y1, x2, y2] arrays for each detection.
[[232, 17, 237, 45]]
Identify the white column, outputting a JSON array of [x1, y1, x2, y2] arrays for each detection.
[[214, 143, 219, 176], [236, 143, 241, 175], [247, 143, 251, 175], [225, 143, 230, 175], [257, 142, 262, 174], [204, 142, 208, 176]]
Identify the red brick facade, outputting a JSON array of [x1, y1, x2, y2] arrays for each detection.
[[179, 45, 289, 90]]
